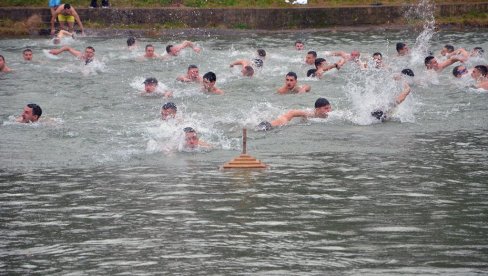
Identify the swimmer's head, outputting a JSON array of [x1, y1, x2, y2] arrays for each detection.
[[424, 56, 437, 69], [203, 71, 217, 89], [84, 46, 95, 60], [53, 37, 61, 44], [20, 103, 42, 123], [242, 66, 254, 77], [314, 58, 326, 69], [257, 49, 266, 58], [314, 97, 332, 118], [64, 3, 71, 10], [187, 64, 199, 79], [305, 51, 317, 65], [285, 72, 298, 89], [307, 68, 317, 77], [396, 42, 409, 55], [183, 127, 199, 148], [127, 37, 136, 47], [452, 65, 468, 78], [145, 44, 155, 56], [143, 77, 158, 93], [22, 49, 33, 61], [472, 65, 488, 79], [471, 47, 484, 57], [401, 68, 415, 77], [161, 102, 177, 120], [350, 50, 360, 59], [295, 40, 304, 50], [441, 44, 455, 56]]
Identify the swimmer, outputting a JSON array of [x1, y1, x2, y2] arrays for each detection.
[[142, 77, 172, 98], [440, 44, 455, 56], [369, 52, 385, 69], [471, 65, 488, 90], [452, 65, 471, 78], [16, 104, 42, 123], [127, 37, 137, 51], [330, 50, 366, 69], [424, 55, 462, 72], [396, 42, 409, 56], [165, 40, 201, 57], [0, 55, 12, 72], [277, 72, 311, 94], [312, 57, 343, 78], [50, 3, 84, 35], [371, 82, 411, 122], [470, 47, 484, 57], [257, 97, 332, 131], [52, 30, 75, 45], [141, 44, 161, 59], [229, 59, 254, 77], [22, 49, 33, 61], [295, 40, 304, 51], [177, 65, 203, 83], [202, 72, 224, 95], [305, 50, 317, 65], [49, 45, 96, 65], [183, 127, 210, 149], [161, 102, 177, 120], [252, 49, 266, 68]]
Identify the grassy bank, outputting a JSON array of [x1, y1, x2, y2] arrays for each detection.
[[0, 0, 485, 8]]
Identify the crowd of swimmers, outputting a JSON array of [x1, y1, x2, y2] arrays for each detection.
[[2, 10, 487, 149]]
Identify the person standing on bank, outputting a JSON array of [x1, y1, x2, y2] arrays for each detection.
[[50, 3, 85, 36], [89, 0, 110, 8]]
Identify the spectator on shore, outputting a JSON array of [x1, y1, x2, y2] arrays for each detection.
[[90, 0, 110, 8], [50, 4, 85, 36]]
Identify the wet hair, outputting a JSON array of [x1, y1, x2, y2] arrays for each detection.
[[452, 65, 465, 77], [86, 46, 95, 52], [188, 64, 198, 70], [64, 3, 71, 9], [23, 48, 32, 54], [396, 42, 406, 53], [315, 98, 330, 108], [444, 44, 455, 53], [307, 51, 317, 58], [143, 77, 158, 85], [473, 47, 484, 55], [145, 44, 154, 50], [474, 65, 488, 77], [243, 66, 254, 77], [162, 102, 177, 111], [127, 37, 136, 47], [165, 45, 173, 53], [424, 56, 435, 66], [183, 127, 196, 133], [295, 40, 303, 45], [257, 49, 266, 58], [307, 68, 317, 77], [314, 58, 326, 68], [27, 103, 42, 118], [401, 68, 415, 77], [286, 72, 298, 80], [203, 71, 217, 82], [373, 52, 382, 58], [0, 55, 5, 62]]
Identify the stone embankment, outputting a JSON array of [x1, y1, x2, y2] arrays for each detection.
[[0, 3, 486, 35]]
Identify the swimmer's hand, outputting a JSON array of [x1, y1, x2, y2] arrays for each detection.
[[193, 47, 201, 54]]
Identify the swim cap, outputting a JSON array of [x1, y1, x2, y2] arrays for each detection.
[[256, 121, 272, 131], [371, 110, 384, 120], [401, 69, 415, 77], [314, 98, 330, 108]]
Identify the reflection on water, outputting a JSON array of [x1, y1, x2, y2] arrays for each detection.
[[1, 29, 488, 274]]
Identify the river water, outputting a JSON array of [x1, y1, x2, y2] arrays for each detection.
[[1, 28, 487, 274]]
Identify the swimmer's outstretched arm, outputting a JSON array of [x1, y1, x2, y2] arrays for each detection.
[[439, 56, 462, 70], [230, 59, 249, 67], [176, 41, 200, 53], [447, 48, 469, 61], [395, 82, 411, 105], [330, 51, 349, 60], [49, 46, 81, 57], [270, 109, 309, 126]]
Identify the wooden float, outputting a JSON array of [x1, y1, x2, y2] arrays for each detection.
[[222, 129, 267, 169]]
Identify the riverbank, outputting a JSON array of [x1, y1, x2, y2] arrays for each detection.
[[0, 3, 487, 36]]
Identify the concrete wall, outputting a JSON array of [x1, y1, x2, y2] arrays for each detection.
[[0, 3, 487, 30]]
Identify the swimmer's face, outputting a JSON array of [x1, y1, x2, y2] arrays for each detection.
[[203, 78, 215, 90], [161, 108, 176, 120], [305, 54, 315, 65], [295, 43, 304, 50], [470, 49, 482, 57], [0, 58, 4, 69], [471, 68, 482, 80], [144, 83, 157, 93], [315, 105, 331, 118], [398, 46, 409, 56], [440, 47, 449, 56], [427, 59, 438, 70], [185, 132, 199, 148], [84, 48, 95, 60], [188, 68, 199, 79], [145, 46, 155, 57], [20, 106, 38, 123], [23, 51, 33, 61], [351, 51, 360, 60], [169, 46, 179, 56], [455, 66, 468, 78], [285, 76, 297, 89]]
